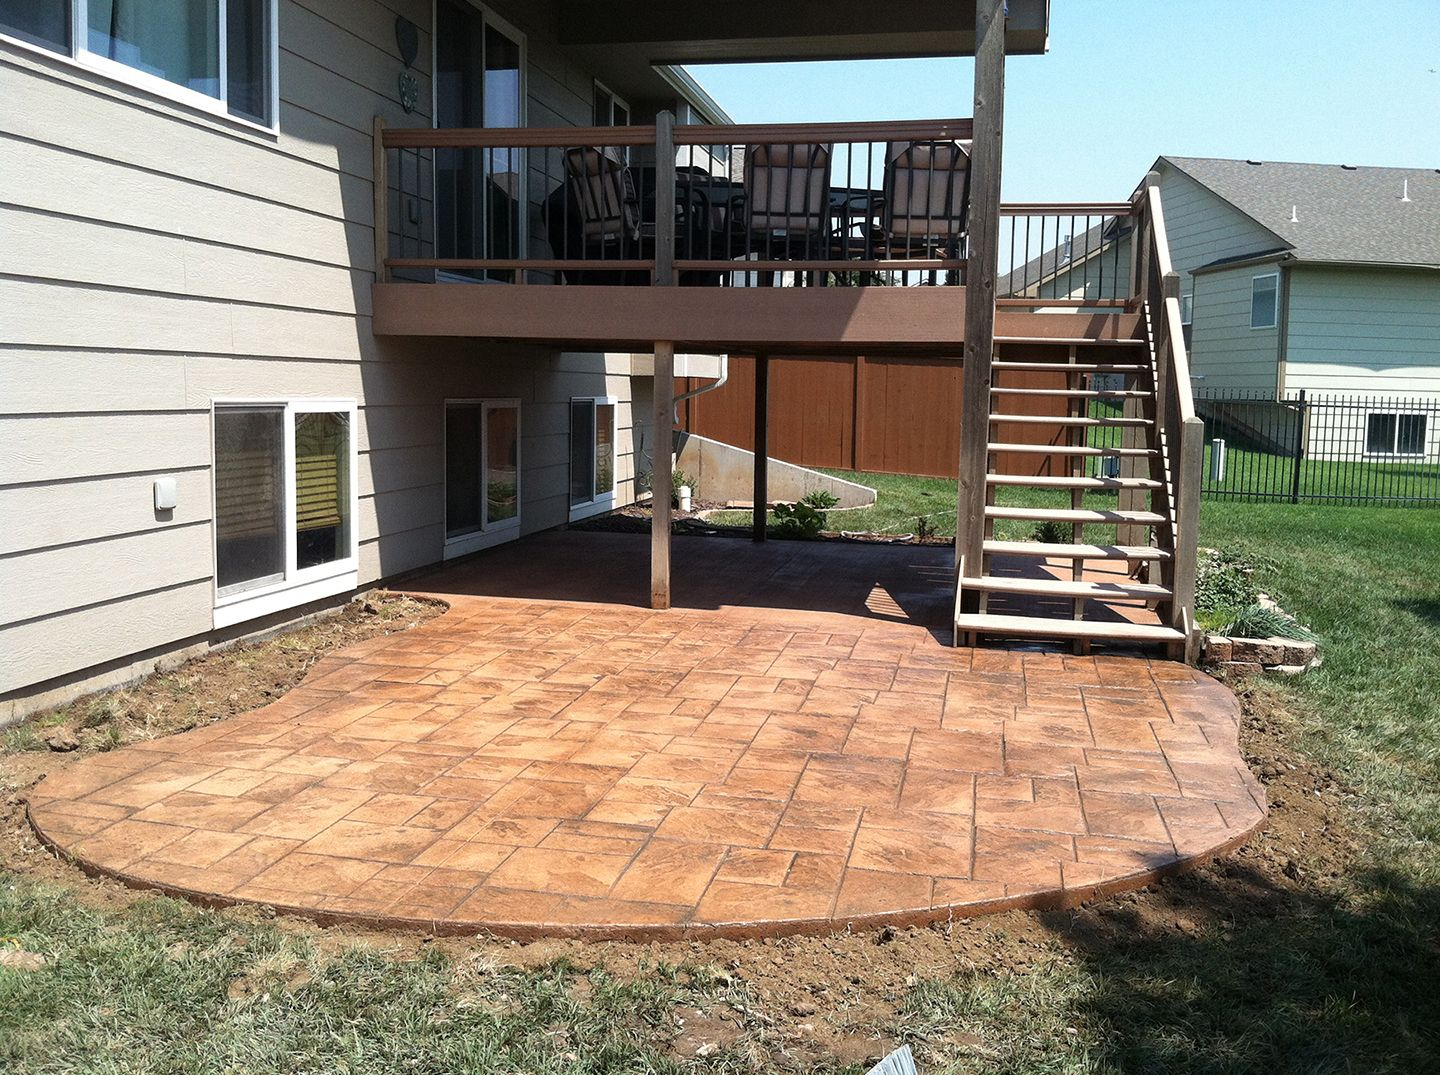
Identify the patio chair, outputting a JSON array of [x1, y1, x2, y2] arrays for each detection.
[[562, 145, 643, 267], [881, 139, 971, 282], [739, 142, 833, 285]]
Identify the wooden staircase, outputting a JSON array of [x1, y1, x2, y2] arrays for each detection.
[[955, 341, 1188, 654]]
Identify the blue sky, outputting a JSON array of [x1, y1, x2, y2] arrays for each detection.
[[687, 0, 1440, 201]]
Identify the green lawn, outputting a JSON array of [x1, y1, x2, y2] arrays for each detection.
[[706, 468, 1091, 543], [1202, 441, 1440, 504], [3, 498, 1439, 1073]]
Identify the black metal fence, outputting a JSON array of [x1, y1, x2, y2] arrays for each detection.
[[1194, 390, 1440, 506]]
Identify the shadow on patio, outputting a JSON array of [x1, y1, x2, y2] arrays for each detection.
[[412, 530, 956, 631]]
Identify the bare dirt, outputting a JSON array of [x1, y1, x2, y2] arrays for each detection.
[[1, 606, 1356, 1068], [0, 591, 441, 902]]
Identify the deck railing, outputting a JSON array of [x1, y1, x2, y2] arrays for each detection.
[[1129, 171, 1202, 657], [996, 202, 1134, 307], [376, 114, 983, 289]]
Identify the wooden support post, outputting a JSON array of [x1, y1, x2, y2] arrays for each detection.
[[372, 116, 389, 283], [753, 352, 770, 542], [651, 341, 675, 610], [649, 111, 678, 609], [956, 0, 1006, 609]]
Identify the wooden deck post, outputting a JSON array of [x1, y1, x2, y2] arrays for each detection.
[[650, 112, 678, 609], [652, 341, 675, 609], [956, 0, 1006, 604], [753, 352, 770, 542], [372, 116, 389, 284]]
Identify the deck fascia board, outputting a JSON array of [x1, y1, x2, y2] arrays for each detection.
[[372, 283, 1137, 352]]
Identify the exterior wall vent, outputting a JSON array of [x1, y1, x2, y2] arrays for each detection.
[[1341, 164, 1357, 170], [1245, 159, 1263, 166]]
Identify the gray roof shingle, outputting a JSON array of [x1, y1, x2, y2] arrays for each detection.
[[1160, 156, 1440, 267]]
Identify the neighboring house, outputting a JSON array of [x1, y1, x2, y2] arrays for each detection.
[[1025, 157, 1440, 459], [0, 0, 734, 713]]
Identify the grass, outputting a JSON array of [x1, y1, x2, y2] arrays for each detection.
[[706, 468, 1092, 543], [3, 497, 1440, 1072], [0, 880, 725, 1075], [1200, 501, 1440, 861], [1201, 441, 1440, 505]]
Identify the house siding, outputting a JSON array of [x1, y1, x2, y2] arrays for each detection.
[[0, 0, 646, 705], [1187, 263, 1283, 393], [1282, 266, 1440, 394], [1156, 165, 1287, 394]]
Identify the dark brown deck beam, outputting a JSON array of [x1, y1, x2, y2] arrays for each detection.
[[372, 283, 1139, 353]]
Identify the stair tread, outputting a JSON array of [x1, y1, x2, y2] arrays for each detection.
[[990, 414, 1152, 426], [986, 506, 1166, 524], [994, 337, 1146, 347], [990, 387, 1150, 398], [954, 613, 1185, 642], [988, 442, 1156, 456], [986, 474, 1163, 489], [993, 361, 1147, 372], [984, 539, 1172, 561], [962, 575, 1173, 600]]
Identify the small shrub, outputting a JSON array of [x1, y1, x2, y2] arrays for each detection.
[[1224, 603, 1319, 643], [773, 500, 828, 539], [1196, 548, 1260, 618], [801, 489, 839, 510], [1032, 520, 1071, 544]]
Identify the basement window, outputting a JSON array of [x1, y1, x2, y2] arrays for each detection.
[[1250, 273, 1278, 330], [1365, 412, 1427, 457], [0, 0, 277, 128], [212, 400, 357, 627], [569, 397, 617, 521]]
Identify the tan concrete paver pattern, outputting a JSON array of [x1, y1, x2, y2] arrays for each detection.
[[29, 594, 1265, 939]]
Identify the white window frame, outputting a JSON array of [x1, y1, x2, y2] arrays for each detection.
[[431, 0, 528, 284], [569, 395, 618, 522], [211, 398, 359, 628], [1364, 411, 1428, 459], [0, 0, 280, 134], [1250, 272, 1279, 330], [1180, 292, 1194, 326], [443, 397, 522, 559]]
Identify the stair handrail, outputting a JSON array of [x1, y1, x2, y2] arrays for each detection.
[[1132, 171, 1202, 660]]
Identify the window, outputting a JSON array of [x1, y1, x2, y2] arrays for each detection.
[[434, 0, 525, 281], [1250, 273, 1278, 330], [569, 397, 616, 520], [445, 399, 520, 555], [1366, 412, 1427, 456], [212, 400, 356, 627], [1180, 293, 1193, 325], [1, 0, 276, 127], [593, 81, 630, 127]]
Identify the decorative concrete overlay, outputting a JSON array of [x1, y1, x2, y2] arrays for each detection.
[[29, 537, 1266, 940]]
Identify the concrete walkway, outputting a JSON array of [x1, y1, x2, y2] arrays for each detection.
[[28, 534, 1264, 939]]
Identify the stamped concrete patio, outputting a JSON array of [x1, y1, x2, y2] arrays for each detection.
[[28, 533, 1265, 939]]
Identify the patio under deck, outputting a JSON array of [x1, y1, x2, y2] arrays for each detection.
[[28, 535, 1264, 939]]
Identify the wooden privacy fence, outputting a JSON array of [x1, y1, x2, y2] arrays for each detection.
[[675, 345, 1140, 479]]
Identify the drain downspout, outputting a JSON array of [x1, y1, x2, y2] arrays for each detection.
[[672, 353, 729, 424]]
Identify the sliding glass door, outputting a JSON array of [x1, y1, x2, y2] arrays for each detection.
[[446, 400, 520, 554], [434, 0, 524, 281]]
